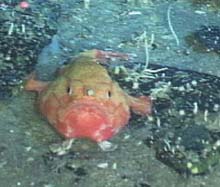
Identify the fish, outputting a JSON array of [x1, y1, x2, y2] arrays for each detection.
[[25, 49, 152, 143]]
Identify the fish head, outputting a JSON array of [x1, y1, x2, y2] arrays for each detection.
[[39, 69, 130, 142]]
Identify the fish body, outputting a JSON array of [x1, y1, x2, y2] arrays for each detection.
[[25, 50, 151, 142]]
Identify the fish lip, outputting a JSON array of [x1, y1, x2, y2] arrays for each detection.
[[55, 98, 129, 141], [57, 99, 112, 140], [58, 98, 110, 122], [66, 97, 117, 114], [68, 99, 109, 112]]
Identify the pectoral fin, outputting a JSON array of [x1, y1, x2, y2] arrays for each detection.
[[127, 95, 152, 115]]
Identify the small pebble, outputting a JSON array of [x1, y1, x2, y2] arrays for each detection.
[[97, 162, 108, 169]]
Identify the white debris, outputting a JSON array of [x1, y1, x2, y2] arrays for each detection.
[[179, 109, 185, 116], [25, 146, 32, 152], [136, 141, 142, 146], [128, 11, 142, 15], [49, 139, 74, 155], [213, 104, 219, 112], [193, 102, 198, 114], [97, 162, 108, 169], [204, 109, 208, 122], [9, 129, 14, 133], [132, 82, 139, 89], [112, 162, 117, 170], [194, 10, 206, 15], [98, 141, 118, 152], [123, 134, 130, 140]]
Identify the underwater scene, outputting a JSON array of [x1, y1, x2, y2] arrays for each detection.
[[0, 0, 220, 186]]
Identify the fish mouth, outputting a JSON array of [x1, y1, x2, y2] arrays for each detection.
[[57, 99, 114, 141]]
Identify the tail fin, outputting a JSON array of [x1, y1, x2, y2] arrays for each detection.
[[25, 72, 49, 93]]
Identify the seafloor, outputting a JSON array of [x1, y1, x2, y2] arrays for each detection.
[[1, 0, 220, 187]]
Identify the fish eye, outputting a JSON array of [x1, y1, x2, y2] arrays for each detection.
[[66, 86, 73, 95], [86, 88, 95, 96], [107, 91, 111, 98]]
